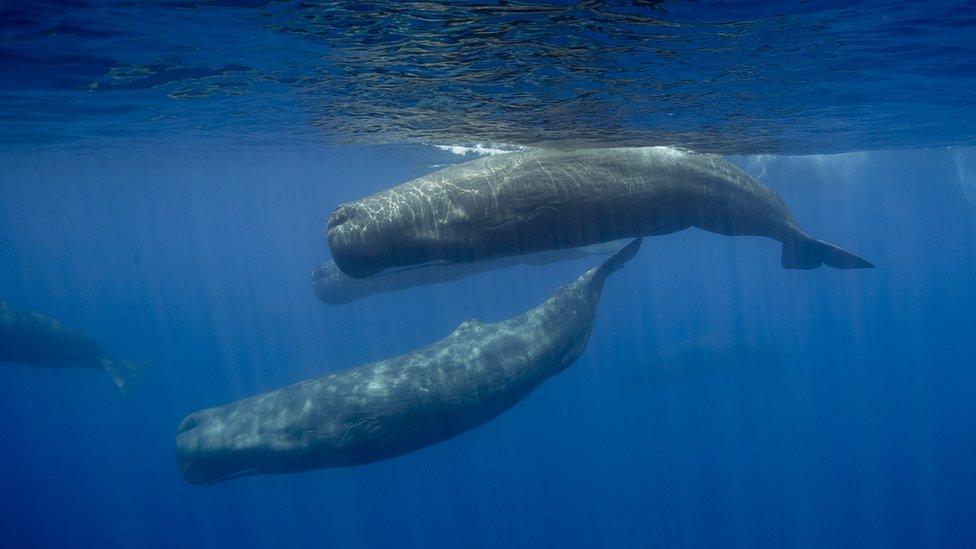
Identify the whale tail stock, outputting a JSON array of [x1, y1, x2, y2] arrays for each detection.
[[104, 358, 149, 398], [781, 232, 874, 270]]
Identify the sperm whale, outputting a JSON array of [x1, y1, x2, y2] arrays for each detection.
[[326, 146, 872, 278], [0, 301, 145, 396], [175, 239, 642, 484]]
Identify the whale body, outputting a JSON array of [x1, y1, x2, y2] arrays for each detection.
[[624, 331, 784, 387], [175, 239, 642, 484], [0, 301, 145, 396], [311, 241, 624, 305], [327, 146, 872, 278]]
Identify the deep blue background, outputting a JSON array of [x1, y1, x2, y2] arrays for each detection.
[[1, 145, 974, 547]]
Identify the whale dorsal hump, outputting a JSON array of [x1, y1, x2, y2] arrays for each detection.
[[452, 318, 485, 337]]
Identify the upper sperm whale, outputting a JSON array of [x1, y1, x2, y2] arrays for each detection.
[[327, 146, 872, 278]]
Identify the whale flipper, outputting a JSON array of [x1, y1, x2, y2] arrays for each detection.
[[104, 358, 148, 397], [781, 233, 874, 270]]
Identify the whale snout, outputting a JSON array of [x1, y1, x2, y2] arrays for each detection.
[[310, 262, 346, 304], [174, 409, 265, 485], [175, 401, 318, 485], [326, 203, 397, 278], [174, 410, 225, 485]]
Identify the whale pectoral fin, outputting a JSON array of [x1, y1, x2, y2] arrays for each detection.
[[781, 234, 874, 270]]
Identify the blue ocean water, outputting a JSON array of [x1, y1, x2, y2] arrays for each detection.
[[2, 2, 976, 548]]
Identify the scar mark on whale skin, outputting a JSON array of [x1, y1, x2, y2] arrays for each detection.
[[338, 417, 384, 448]]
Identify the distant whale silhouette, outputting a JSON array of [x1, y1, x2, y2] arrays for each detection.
[[0, 301, 146, 396], [311, 241, 624, 305], [175, 239, 642, 485], [327, 146, 873, 278], [623, 331, 784, 387]]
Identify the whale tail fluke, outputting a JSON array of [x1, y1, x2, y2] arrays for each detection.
[[104, 358, 148, 398], [582, 238, 642, 301], [781, 233, 874, 270], [597, 237, 643, 277]]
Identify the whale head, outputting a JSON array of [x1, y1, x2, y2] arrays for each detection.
[[310, 261, 357, 305], [174, 394, 318, 485], [326, 202, 404, 278]]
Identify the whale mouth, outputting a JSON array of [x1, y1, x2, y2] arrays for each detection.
[[175, 435, 304, 486], [199, 467, 263, 485], [327, 226, 396, 278], [177, 453, 263, 486], [174, 407, 315, 485], [175, 436, 266, 486]]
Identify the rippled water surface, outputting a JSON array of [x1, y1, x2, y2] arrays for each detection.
[[3, 0, 975, 153]]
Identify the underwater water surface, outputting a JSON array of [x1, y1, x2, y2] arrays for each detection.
[[2, 1, 976, 548]]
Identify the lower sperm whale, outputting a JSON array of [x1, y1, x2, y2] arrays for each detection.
[[327, 146, 872, 278], [175, 238, 642, 485], [0, 301, 145, 396]]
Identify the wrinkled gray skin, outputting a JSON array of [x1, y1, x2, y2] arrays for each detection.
[[0, 301, 144, 396], [175, 239, 642, 485], [327, 146, 872, 278], [311, 241, 623, 305]]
